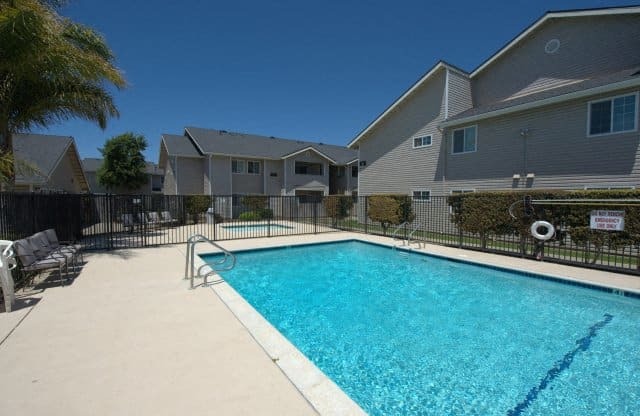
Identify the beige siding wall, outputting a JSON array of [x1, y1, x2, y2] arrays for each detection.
[[473, 15, 640, 106], [48, 150, 84, 193], [447, 70, 473, 117], [444, 87, 640, 191], [231, 157, 264, 194], [283, 152, 329, 195], [176, 157, 204, 194], [358, 68, 447, 196], [264, 159, 284, 195], [211, 156, 231, 195], [162, 157, 177, 195]]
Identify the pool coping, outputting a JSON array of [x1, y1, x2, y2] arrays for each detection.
[[193, 234, 640, 416]]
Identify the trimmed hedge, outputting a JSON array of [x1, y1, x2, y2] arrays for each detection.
[[367, 194, 415, 235], [448, 190, 640, 261]]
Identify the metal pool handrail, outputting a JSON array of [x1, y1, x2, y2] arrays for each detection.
[[184, 234, 236, 289]]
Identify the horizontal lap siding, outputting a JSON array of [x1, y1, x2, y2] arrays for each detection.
[[211, 156, 231, 195], [177, 157, 204, 195], [473, 15, 640, 106], [448, 70, 473, 117], [359, 69, 447, 196], [285, 152, 329, 195], [444, 86, 640, 191], [265, 160, 283, 195]]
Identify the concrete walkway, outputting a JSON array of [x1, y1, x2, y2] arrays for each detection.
[[0, 245, 315, 416], [1, 232, 638, 416]]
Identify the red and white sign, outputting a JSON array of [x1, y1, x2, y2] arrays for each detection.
[[590, 210, 625, 231]]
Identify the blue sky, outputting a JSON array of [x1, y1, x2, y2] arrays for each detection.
[[34, 0, 628, 162]]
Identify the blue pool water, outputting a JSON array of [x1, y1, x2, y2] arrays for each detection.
[[202, 241, 640, 415], [221, 223, 293, 232]]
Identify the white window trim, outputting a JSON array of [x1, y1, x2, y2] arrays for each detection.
[[586, 92, 639, 138], [451, 125, 477, 154], [411, 189, 431, 202], [412, 135, 433, 149], [247, 160, 261, 175], [231, 159, 245, 174]]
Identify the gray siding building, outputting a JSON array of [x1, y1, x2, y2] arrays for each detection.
[[350, 7, 640, 199], [158, 127, 358, 198]]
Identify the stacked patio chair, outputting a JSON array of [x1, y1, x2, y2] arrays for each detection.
[[121, 213, 137, 233], [12, 229, 83, 286], [160, 211, 178, 226], [146, 212, 163, 227]]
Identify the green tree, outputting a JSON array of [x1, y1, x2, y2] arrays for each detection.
[[97, 133, 148, 192], [0, 0, 126, 181]]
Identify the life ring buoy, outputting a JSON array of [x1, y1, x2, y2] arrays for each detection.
[[531, 221, 555, 241]]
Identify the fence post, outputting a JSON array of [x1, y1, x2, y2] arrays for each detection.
[[313, 201, 318, 234], [364, 196, 368, 235]]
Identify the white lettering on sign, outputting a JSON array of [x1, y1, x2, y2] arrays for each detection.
[[590, 210, 625, 231]]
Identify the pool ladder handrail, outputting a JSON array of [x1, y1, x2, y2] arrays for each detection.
[[184, 234, 236, 289], [392, 221, 423, 251]]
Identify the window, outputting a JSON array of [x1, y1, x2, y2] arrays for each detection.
[[336, 166, 345, 177], [247, 160, 260, 174], [413, 135, 432, 148], [231, 160, 245, 174], [588, 93, 637, 136], [412, 190, 430, 202], [295, 161, 323, 175], [351, 166, 358, 178], [452, 126, 477, 154]]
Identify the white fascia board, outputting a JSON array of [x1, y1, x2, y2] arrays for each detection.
[[348, 62, 468, 148], [440, 77, 640, 128], [280, 146, 337, 164], [471, 7, 640, 78]]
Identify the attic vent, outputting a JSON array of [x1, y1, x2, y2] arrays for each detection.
[[544, 39, 560, 54]]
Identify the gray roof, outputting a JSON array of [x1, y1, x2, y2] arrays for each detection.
[[447, 66, 640, 124], [184, 127, 357, 164], [13, 133, 73, 183], [82, 158, 164, 175], [161, 134, 203, 158]]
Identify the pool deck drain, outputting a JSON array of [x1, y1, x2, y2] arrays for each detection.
[[0, 232, 638, 415]]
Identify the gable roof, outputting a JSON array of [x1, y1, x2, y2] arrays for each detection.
[[13, 133, 72, 183], [348, 61, 468, 148], [82, 158, 164, 175], [470, 6, 640, 77], [442, 65, 640, 127], [184, 126, 357, 164], [160, 133, 203, 158]]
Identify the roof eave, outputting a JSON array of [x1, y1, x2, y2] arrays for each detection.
[[348, 61, 468, 149], [280, 146, 338, 164], [470, 7, 640, 78], [440, 77, 640, 128]]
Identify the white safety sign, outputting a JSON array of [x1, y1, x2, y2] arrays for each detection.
[[590, 210, 625, 231]]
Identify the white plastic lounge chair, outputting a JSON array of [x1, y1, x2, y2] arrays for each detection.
[[13, 238, 68, 285], [136, 212, 158, 228]]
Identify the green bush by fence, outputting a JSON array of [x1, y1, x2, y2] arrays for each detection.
[[448, 190, 640, 263], [367, 194, 415, 235]]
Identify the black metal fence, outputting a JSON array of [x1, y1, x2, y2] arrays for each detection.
[[1, 193, 638, 275]]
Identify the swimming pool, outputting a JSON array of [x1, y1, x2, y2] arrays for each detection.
[[202, 240, 640, 415], [220, 223, 294, 232]]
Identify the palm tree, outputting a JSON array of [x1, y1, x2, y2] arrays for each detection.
[[0, 0, 126, 182]]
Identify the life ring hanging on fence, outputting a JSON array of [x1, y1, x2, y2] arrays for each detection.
[[530, 221, 555, 241]]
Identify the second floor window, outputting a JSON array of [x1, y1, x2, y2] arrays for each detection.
[[588, 93, 637, 136], [247, 161, 260, 174], [232, 160, 245, 174], [413, 135, 432, 148], [412, 190, 431, 202], [295, 161, 323, 175], [352, 166, 358, 177], [452, 126, 477, 154]]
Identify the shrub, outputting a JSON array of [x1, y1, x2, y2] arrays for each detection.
[[241, 195, 268, 210], [184, 195, 210, 224], [367, 194, 415, 235], [448, 189, 640, 262], [324, 195, 353, 226], [239, 211, 261, 221]]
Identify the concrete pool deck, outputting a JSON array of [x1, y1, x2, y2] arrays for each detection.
[[1, 232, 639, 415]]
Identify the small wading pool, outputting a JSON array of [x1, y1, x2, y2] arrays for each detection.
[[220, 223, 294, 232], [202, 240, 640, 416]]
